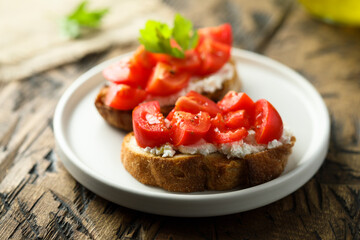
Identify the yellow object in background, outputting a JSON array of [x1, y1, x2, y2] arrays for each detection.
[[299, 0, 360, 25]]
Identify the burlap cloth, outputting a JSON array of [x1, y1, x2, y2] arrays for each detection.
[[0, 0, 174, 82]]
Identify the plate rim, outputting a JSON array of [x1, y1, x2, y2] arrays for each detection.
[[53, 48, 330, 217]]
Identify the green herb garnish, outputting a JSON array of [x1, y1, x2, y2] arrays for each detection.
[[60, 1, 109, 39], [138, 14, 198, 59]]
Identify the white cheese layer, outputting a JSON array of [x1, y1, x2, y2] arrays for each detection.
[[218, 127, 292, 159], [143, 143, 176, 158], [145, 62, 235, 107], [140, 126, 293, 158], [177, 139, 217, 155]]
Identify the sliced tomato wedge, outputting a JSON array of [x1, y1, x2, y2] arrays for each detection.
[[146, 62, 191, 96], [151, 52, 172, 63], [198, 23, 232, 46], [140, 41, 176, 64], [132, 45, 157, 69], [224, 110, 251, 129], [196, 38, 231, 76], [166, 108, 176, 121], [206, 126, 248, 144], [102, 58, 150, 88], [210, 113, 226, 130], [174, 91, 221, 117], [206, 113, 248, 144], [217, 91, 255, 115], [166, 50, 201, 73], [105, 84, 147, 110], [170, 111, 211, 146], [254, 99, 283, 144], [132, 101, 170, 148]]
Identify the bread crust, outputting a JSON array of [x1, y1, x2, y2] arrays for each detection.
[[95, 87, 133, 131], [121, 132, 296, 192], [95, 60, 241, 131]]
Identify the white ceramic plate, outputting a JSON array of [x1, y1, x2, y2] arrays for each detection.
[[53, 48, 330, 217]]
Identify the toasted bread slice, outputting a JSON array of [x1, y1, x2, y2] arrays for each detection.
[[95, 60, 241, 131], [121, 133, 296, 192]]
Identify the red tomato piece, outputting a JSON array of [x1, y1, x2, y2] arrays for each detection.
[[146, 62, 191, 96], [102, 58, 150, 88], [206, 112, 248, 144], [166, 108, 176, 121], [132, 45, 157, 69], [196, 38, 231, 76], [105, 84, 147, 110], [254, 99, 283, 144], [224, 110, 251, 129], [170, 111, 211, 146], [210, 113, 226, 130], [206, 126, 248, 144], [174, 91, 221, 117], [140, 41, 176, 64], [151, 52, 172, 63], [217, 91, 255, 114], [132, 101, 170, 148], [167, 50, 201, 73], [198, 23, 233, 46]]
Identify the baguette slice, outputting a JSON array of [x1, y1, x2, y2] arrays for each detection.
[[121, 132, 296, 192], [95, 60, 241, 131]]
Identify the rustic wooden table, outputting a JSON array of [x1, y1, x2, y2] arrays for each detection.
[[1, 0, 359, 239]]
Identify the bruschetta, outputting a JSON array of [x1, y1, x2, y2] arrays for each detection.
[[121, 91, 296, 192], [95, 15, 241, 131]]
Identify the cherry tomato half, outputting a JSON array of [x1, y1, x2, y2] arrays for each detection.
[[196, 38, 231, 76], [102, 58, 150, 88], [170, 111, 211, 146], [210, 113, 226, 130], [174, 91, 221, 117], [166, 50, 201, 73], [224, 110, 251, 129], [254, 99, 283, 144], [217, 91, 255, 114], [205, 113, 248, 144], [146, 62, 191, 96], [132, 45, 157, 69], [198, 23, 233, 46], [105, 84, 147, 110], [132, 101, 170, 148], [206, 126, 248, 144], [166, 108, 176, 121]]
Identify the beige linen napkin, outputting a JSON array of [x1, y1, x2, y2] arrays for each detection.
[[0, 0, 174, 82]]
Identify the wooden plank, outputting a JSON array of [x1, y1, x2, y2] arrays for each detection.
[[255, 2, 360, 239], [264, 2, 360, 179], [164, 0, 293, 51], [0, 1, 320, 239]]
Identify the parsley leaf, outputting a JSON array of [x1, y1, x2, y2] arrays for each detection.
[[60, 1, 109, 39], [138, 14, 198, 58], [172, 14, 198, 51]]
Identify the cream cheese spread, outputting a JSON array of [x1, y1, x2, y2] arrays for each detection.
[[141, 126, 293, 158]]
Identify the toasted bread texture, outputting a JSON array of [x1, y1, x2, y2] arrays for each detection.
[[95, 60, 241, 131], [121, 133, 296, 192]]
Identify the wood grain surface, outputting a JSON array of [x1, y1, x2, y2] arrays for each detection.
[[1, 0, 359, 239]]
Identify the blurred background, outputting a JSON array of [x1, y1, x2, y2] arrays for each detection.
[[0, 0, 303, 83], [1, 0, 359, 83]]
